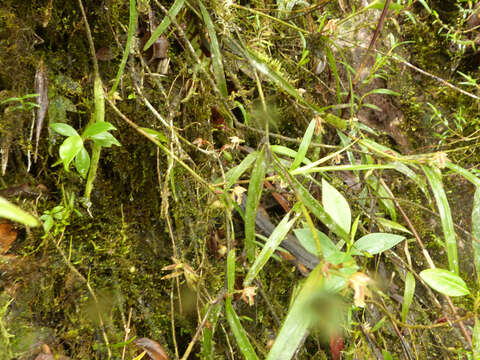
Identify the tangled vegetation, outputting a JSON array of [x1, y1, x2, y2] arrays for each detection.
[[2, 0, 480, 359]]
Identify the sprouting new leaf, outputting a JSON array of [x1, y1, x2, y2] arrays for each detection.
[[420, 268, 469, 297], [322, 178, 351, 234], [82, 121, 116, 139], [59, 135, 83, 171], [354, 233, 405, 255], [50, 123, 79, 137], [0, 197, 40, 227], [75, 147, 90, 179]]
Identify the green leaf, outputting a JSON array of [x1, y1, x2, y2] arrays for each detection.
[[270, 145, 311, 164], [199, 1, 228, 98], [90, 132, 121, 147], [143, 0, 184, 51], [473, 318, 480, 360], [292, 179, 349, 241], [322, 178, 351, 234], [420, 268, 469, 297], [244, 212, 298, 287], [140, 127, 168, 143], [59, 135, 84, 171], [364, 88, 401, 97], [290, 119, 316, 171], [376, 217, 412, 234], [223, 152, 258, 190], [423, 166, 458, 274], [401, 272, 415, 322], [0, 197, 40, 227], [82, 121, 116, 139], [266, 265, 323, 360], [75, 147, 91, 179], [50, 123, 79, 137], [354, 233, 405, 255], [225, 300, 259, 360], [472, 187, 480, 284], [245, 147, 267, 262], [294, 228, 349, 264]]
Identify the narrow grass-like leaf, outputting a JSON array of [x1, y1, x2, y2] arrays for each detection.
[[202, 301, 223, 359], [472, 187, 480, 283], [420, 268, 469, 296], [143, 0, 184, 51], [199, 1, 228, 98], [376, 217, 411, 234], [446, 162, 480, 187], [110, 0, 136, 95], [292, 179, 349, 241], [366, 176, 396, 221], [290, 119, 315, 171], [266, 265, 323, 360], [423, 166, 458, 274], [473, 318, 480, 360], [354, 233, 405, 255], [223, 152, 258, 190], [244, 212, 298, 287], [401, 272, 415, 322], [291, 163, 394, 176], [270, 145, 311, 164], [364, 88, 400, 97], [225, 300, 259, 360], [245, 147, 266, 262], [0, 197, 40, 227], [322, 178, 351, 234], [227, 249, 235, 294], [324, 45, 341, 106], [393, 162, 431, 203], [140, 128, 168, 143]]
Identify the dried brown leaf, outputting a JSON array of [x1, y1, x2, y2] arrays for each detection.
[[34, 59, 49, 162], [134, 337, 170, 360]]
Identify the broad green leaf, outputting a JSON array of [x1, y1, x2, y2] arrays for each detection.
[[245, 147, 266, 262], [50, 123, 79, 137], [294, 228, 350, 264], [90, 132, 121, 147], [75, 147, 90, 179], [292, 179, 349, 241], [140, 127, 168, 143], [244, 212, 298, 286], [223, 152, 258, 190], [420, 268, 469, 296], [0, 197, 40, 227], [322, 178, 351, 234], [199, 1, 228, 98], [266, 265, 323, 360], [59, 135, 83, 171], [82, 121, 116, 139], [354, 233, 405, 255], [290, 119, 316, 171], [143, 0, 184, 51], [472, 187, 480, 284], [423, 166, 458, 274], [401, 272, 415, 322]]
